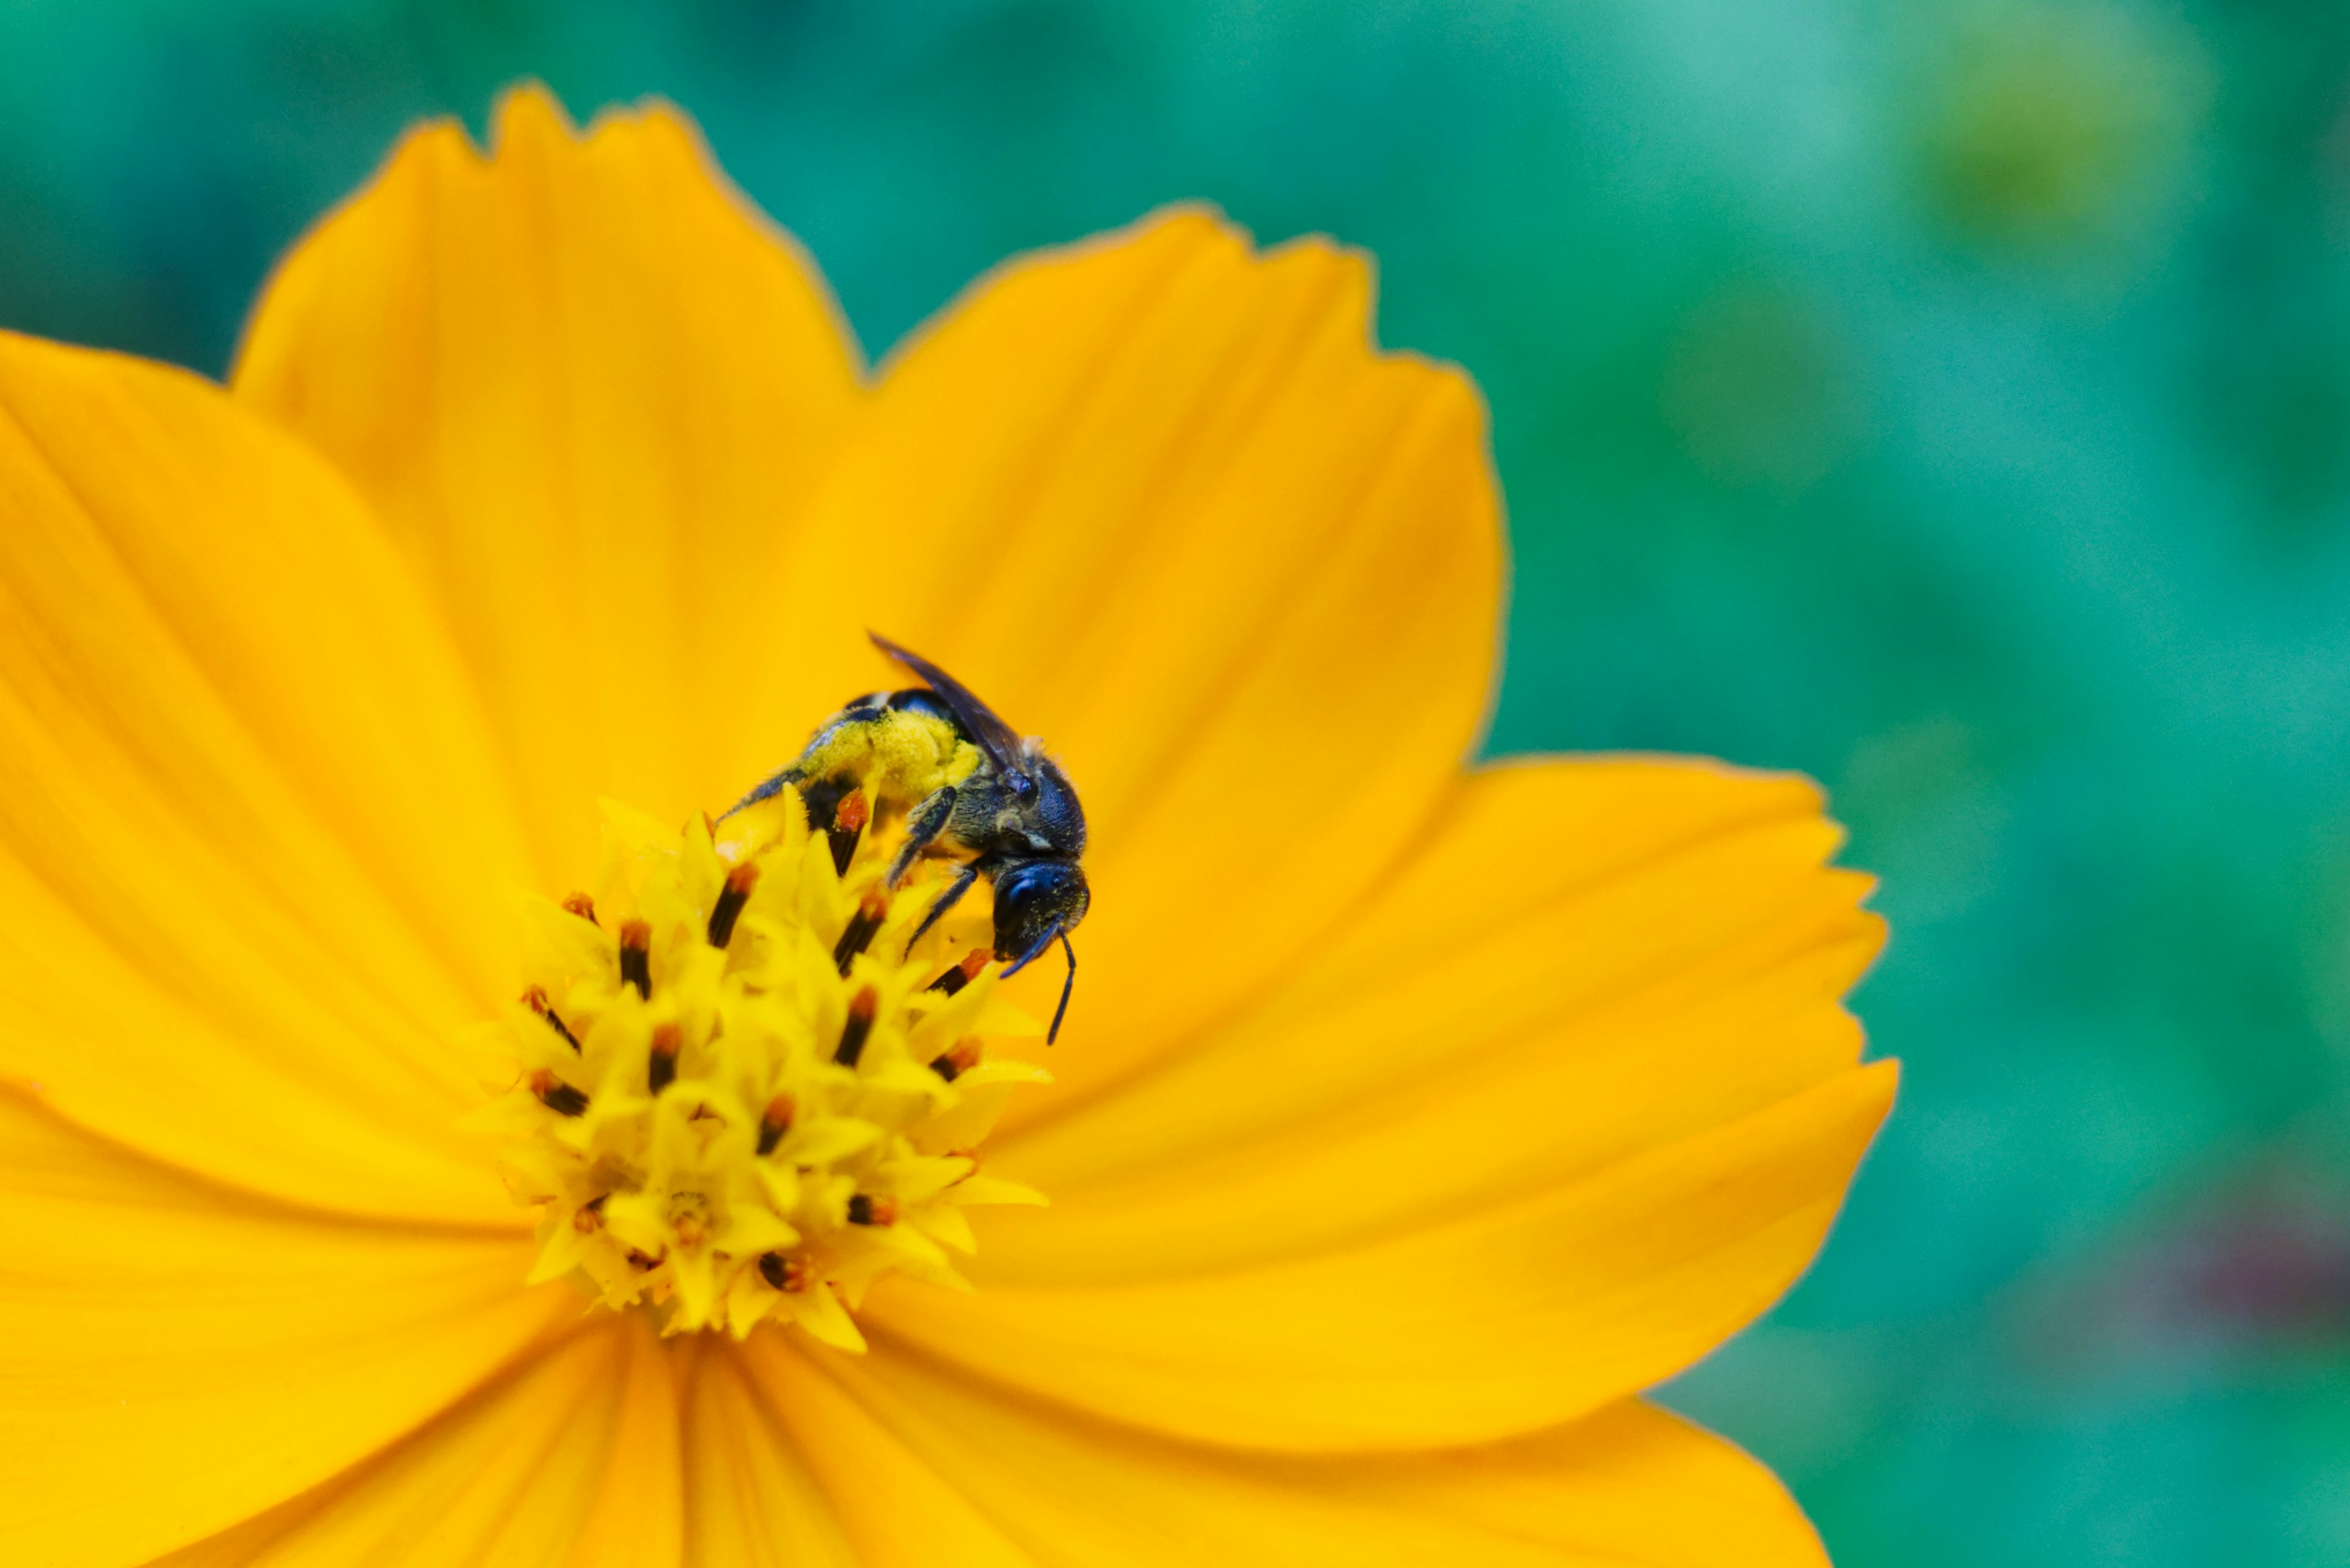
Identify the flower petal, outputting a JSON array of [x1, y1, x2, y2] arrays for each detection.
[[742, 1337, 1827, 1566], [742, 207, 1501, 1097], [153, 1318, 681, 1568], [234, 86, 866, 884], [676, 1342, 864, 1567], [0, 1090, 569, 1568], [870, 1061, 1895, 1452], [0, 329, 536, 1221], [988, 756, 1880, 1277]]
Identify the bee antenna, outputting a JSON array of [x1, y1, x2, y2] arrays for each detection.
[[999, 923, 1075, 1045]]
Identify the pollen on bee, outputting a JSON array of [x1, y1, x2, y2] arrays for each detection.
[[617, 919, 653, 998], [529, 1069, 588, 1117], [649, 1023, 683, 1094], [562, 892, 599, 925], [834, 986, 879, 1067], [707, 862, 759, 949], [846, 1194, 897, 1227], [757, 1093, 796, 1156]]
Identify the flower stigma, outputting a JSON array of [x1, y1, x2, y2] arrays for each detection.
[[479, 788, 1050, 1350]]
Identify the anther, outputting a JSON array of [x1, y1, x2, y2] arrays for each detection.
[[562, 891, 599, 925], [756, 1093, 796, 1156], [649, 1023, 682, 1094], [929, 1039, 982, 1082], [521, 985, 580, 1051], [707, 862, 759, 949], [927, 948, 991, 997], [834, 986, 878, 1067], [617, 919, 652, 998], [826, 789, 871, 876], [529, 1069, 588, 1117], [758, 1251, 809, 1292], [833, 892, 887, 976], [572, 1193, 608, 1233], [673, 1210, 708, 1250], [846, 1194, 897, 1227]]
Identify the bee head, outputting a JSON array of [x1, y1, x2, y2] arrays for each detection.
[[1021, 752, 1087, 856], [991, 857, 1091, 966]]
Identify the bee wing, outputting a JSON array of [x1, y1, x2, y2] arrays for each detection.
[[868, 631, 1031, 778]]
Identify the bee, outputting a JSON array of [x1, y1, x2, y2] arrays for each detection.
[[723, 632, 1090, 1042]]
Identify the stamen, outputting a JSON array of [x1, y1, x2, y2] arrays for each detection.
[[706, 862, 759, 948], [617, 919, 652, 998], [521, 985, 580, 1050], [833, 892, 887, 975], [649, 1023, 683, 1094], [757, 1093, 796, 1156], [929, 1039, 982, 1082], [927, 948, 991, 996], [529, 1069, 588, 1117], [497, 797, 1048, 1342], [834, 986, 878, 1067], [828, 789, 870, 876]]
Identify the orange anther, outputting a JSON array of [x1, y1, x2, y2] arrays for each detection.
[[835, 790, 870, 834], [848, 1195, 898, 1227], [562, 892, 598, 924]]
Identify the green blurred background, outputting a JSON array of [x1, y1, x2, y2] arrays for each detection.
[[5, 1, 2344, 1561]]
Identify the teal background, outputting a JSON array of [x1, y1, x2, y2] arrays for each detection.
[[4, 2, 2345, 1562]]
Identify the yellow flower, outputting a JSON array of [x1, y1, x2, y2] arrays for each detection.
[[0, 86, 1894, 1567]]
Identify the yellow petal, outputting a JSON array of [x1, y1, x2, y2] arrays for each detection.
[[0, 1091, 569, 1568], [0, 328, 535, 1222], [676, 1342, 862, 1567], [234, 86, 865, 885], [739, 206, 1501, 1096], [152, 1318, 680, 1568], [868, 1061, 1895, 1451], [988, 756, 1880, 1278], [1310, 1402, 1827, 1567], [748, 1337, 1827, 1566]]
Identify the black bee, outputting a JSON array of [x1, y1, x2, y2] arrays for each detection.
[[723, 633, 1090, 1042]]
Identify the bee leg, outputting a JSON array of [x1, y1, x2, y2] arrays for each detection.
[[904, 861, 982, 954], [719, 764, 803, 822], [887, 786, 958, 888]]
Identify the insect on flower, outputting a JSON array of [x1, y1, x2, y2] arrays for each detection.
[[724, 632, 1091, 1042]]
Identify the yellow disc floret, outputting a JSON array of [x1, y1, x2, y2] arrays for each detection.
[[476, 790, 1048, 1349]]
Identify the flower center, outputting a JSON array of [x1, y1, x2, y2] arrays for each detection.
[[481, 789, 1048, 1348]]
